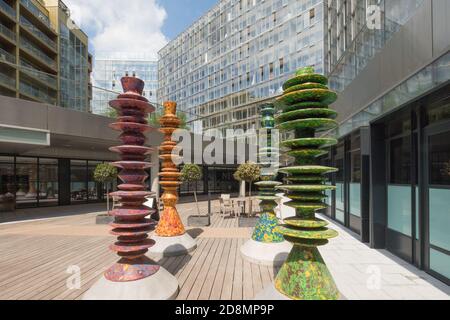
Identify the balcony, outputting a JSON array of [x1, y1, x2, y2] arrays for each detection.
[[20, 37, 57, 70], [0, 0, 16, 21], [19, 80, 57, 105], [19, 0, 56, 33], [0, 23, 16, 43], [20, 16, 57, 51], [0, 47, 16, 64], [0, 71, 16, 90], [20, 58, 57, 88]]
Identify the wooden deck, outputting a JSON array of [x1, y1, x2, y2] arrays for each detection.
[[0, 206, 277, 300]]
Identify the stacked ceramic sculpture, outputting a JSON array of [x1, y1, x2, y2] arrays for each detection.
[[240, 103, 291, 266], [149, 101, 196, 257], [83, 77, 178, 300], [274, 67, 340, 300]]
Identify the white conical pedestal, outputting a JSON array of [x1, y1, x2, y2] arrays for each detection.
[[82, 266, 179, 300], [240, 239, 292, 267], [148, 233, 197, 258]]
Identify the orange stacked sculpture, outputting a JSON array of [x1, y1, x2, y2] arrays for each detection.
[[156, 101, 185, 237]]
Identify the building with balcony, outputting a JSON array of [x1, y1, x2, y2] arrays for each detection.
[[158, 0, 325, 135], [0, 0, 90, 112], [321, 0, 450, 285], [91, 52, 158, 116]]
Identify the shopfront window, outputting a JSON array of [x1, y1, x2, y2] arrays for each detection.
[[428, 131, 450, 279], [387, 136, 412, 236], [88, 161, 103, 202], [38, 158, 58, 207], [349, 132, 361, 217], [70, 160, 87, 204], [0, 156, 15, 212], [335, 143, 345, 223], [15, 157, 38, 208]]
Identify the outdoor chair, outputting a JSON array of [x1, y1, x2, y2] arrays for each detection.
[[219, 194, 233, 218]]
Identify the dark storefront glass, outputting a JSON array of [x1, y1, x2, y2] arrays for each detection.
[[70, 160, 87, 204], [0, 156, 15, 212], [15, 157, 38, 208], [349, 132, 361, 218], [387, 136, 412, 236], [88, 161, 103, 202], [38, 158, 58, 207], [207, 167, 239, 194], [334, 143, 345, 223], [428, 131, 450, 280]]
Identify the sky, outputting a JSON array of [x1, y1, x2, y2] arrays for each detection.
[[64, 0, 218, 60]]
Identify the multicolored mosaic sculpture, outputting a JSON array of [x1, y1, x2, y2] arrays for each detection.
[[106, 76, 158, 282], [253, 103, 283, 243], [155, 101, 185, 237], [274, 67, 340, 300]]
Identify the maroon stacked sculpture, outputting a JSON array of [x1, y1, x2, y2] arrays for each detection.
[[106, 76, 159, 282]]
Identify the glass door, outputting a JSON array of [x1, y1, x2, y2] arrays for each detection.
[[424, 123, 450, 284]]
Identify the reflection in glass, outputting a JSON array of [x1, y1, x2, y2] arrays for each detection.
[[88, 161, 102, 202], [0, 156, 15, 212], [15, 157, 38, 208], [71, 160, 87, 203], [39, 158, 58, 207]]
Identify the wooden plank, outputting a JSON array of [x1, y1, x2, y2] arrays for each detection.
[[176, 237, 213, 288], [209, 238, 231, 300], [251, 262, 263, 295], [242, 240, 254, 300], [230, 238, 243, 300], [0, 237, 107, 299], [178, 238, 220, 300], [197, 238, 226, 300]]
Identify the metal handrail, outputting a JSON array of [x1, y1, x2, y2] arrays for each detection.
[[19, 80, 57, 104], [0, 0, 15, 18], [0, 71, 16, 88], [20, 16, 57, 49], [20, 37, 56, 68], [0, 47, 16, 64]]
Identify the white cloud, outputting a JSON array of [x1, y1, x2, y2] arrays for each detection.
[[63, 0, 168, 60]]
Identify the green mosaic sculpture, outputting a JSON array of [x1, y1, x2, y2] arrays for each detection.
[[274, 66, 340, 300], [252, 103, 283, 243]]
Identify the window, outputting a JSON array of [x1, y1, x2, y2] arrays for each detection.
[[390, 137, 411, 184]]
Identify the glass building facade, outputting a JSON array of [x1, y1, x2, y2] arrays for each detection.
[[0, 155, 114, 210], [322, 0, 450, 284], [158, 0, 325, 134], [0, 0, 91, 111], [92, 53, 158, 116]]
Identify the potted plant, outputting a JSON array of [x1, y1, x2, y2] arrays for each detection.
[[93, 163, 118, 224], [234, 162, 261, 227], [181, 164, 209, 226]]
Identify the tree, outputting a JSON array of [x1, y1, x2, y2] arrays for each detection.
[[93, 163, 118, 213], [180, 164, 203, 216], [148, 109, 190, 130], [234, 162, 261, 216], [103, 107, 117, 119]]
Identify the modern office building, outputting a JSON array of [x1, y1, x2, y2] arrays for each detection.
[[321, 0, 450, 285], [158, 0, 325, 135], [0, 0, 90, 112], [0, 0, 119, 211], [92, 52, 158, 115]]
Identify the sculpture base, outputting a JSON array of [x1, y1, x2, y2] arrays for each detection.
[[240, 239, 292, 267], [82, 266, 179, 300], [148, 233, 197, 258]]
